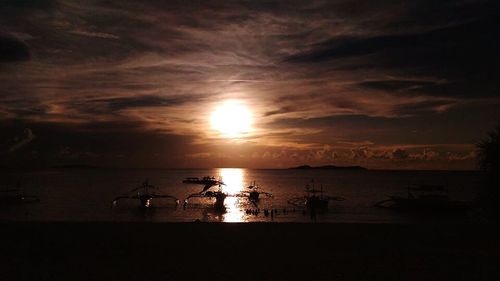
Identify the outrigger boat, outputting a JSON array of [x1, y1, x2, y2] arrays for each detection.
[[183, 177, 273, 211], [374, 184, 469, 213], [243, 181, 272, 203], [183, 176, 227, 211], [112, 180, 179, 208], [288, 181, 345, 211]]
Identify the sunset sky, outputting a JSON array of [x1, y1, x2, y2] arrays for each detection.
[[1, 0, 499, 169]]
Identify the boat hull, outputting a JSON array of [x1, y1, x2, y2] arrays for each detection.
[[377, 196, 469, 213], [306, 197, 329, 211]]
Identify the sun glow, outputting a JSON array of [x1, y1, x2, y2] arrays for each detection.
[[210, 101, 252, 138]]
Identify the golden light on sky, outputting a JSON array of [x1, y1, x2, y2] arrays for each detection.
[[210, 100, 252, 138]]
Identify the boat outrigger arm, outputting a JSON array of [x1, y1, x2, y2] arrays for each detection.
[[288, 183, 345, 208], [112, 180, 179, 208], [184, 190, 229, 210], [287, 195, 345, 208]]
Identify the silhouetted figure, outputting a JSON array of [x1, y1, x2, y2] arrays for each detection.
[[310, 207, 317, 222]]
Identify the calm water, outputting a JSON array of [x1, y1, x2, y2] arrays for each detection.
[[0, 168, 481, 223]]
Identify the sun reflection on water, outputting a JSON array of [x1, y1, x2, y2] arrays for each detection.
[[218, 168, 246, 222]]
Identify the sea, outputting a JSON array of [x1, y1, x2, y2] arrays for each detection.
[[0, 168, 482, 223]]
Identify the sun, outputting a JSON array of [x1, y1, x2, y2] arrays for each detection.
[[210, 101, 252, 138]]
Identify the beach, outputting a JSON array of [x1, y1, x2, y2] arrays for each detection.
[[1, 222, 498, 281]]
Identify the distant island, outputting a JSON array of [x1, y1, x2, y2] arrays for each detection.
[[289, 165, 367, 171]]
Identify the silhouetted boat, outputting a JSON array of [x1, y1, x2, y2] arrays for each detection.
[[112, 180, 179, 208], [288, 181, 345, 211], [183, 176, 227, 211], [375, 184, 469, 213], [244, 181, 272, 202], [305, 189, 329, 210]]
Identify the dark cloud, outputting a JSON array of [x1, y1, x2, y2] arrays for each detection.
[[0, 33, 31, 62], [391, 100, 456, 116], [286, 12, 500, 65], [358, 80, 440, 92], [263, 106, 295, 117], [285, 13, 500, 98], [83, 95, 197, 113], [285, 35, 408, 62]]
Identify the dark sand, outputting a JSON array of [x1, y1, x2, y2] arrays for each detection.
[[1, 222, 499, 281]]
